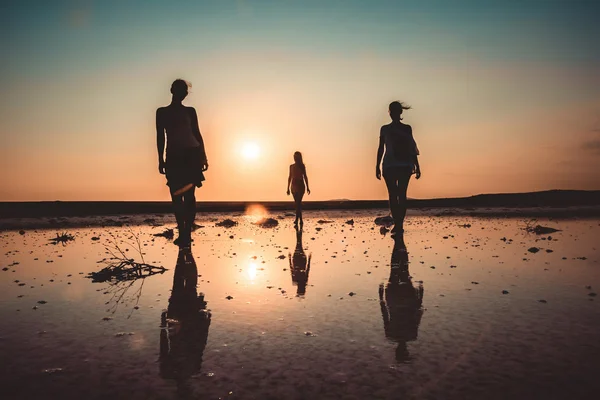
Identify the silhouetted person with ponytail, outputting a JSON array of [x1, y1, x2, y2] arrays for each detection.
[[156, 79, 208, 246], [287, 151, 311, 227], [376, 101, 421, 234]]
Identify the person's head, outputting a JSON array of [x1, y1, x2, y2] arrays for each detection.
[[171, 79, 190, 102], [293, 151, 304, 165], [388, 101, 411, 121]]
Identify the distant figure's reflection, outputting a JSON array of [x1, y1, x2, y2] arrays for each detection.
[[379, 233, 424, 362], [160, 247, 211, 394], [289, 226, 312, 297]]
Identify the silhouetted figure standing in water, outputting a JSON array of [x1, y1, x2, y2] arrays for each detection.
[[157, 79, 208, 246], [160, 247, 211, 396], [376, 101, 421, 233], [379, 233, 424, 362], [286, 151, 311, 227], [289, 226, 312, 296]]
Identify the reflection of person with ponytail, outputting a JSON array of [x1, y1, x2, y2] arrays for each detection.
[[160, 247, 211, 396], [286, 151, 311, 227], [379, 233, 424, 362], [289, 226, 312, 296]]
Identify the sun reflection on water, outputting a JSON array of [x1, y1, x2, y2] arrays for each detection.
[[247, 261, 258, 282]]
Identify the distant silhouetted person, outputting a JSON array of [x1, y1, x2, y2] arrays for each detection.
[[160, 247, 211, 396], [286, 151, 311, 227], [379, 233, 424, 362], [157, 79, 208, 246], [376, 101, 421, 233], [289, 225, 312, 296]]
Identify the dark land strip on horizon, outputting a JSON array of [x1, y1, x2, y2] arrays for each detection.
[[1, 190, 599, 219]]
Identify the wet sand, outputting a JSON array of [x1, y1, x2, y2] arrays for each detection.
[[1, 211, 599, 399]]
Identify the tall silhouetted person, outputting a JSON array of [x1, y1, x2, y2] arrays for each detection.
[[160, 247, 211, 396], [379, 233, 424, 362], [289, 226, 312, 296], [287, 151, 310, 227], [376, 101, 421, 233], [157, 79, 208, 246]]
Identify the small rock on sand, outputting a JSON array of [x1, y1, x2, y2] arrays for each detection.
[[255, 218, 279, 228], [374, 216, 394, 226], [528, 247, 540, 253], [216, 219, 238, 228]]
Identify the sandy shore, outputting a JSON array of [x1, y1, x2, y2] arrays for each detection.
[[1, 212, 599, 399], [1, 206, 599, 231]]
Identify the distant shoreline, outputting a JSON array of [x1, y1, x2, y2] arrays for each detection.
[[1, 190, 599, 219]]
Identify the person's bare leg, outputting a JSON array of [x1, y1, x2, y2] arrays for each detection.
[[383, 171, 400, 229], [171, 193, 186, 245], [182, 187, 196, 243], [396, 171, 412, 232], [293, 191, 305, 226]]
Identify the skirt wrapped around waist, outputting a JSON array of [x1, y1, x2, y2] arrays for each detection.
[[165, 146, 206, 193]]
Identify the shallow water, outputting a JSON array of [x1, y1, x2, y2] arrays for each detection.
[[1, 212, 599, 399]]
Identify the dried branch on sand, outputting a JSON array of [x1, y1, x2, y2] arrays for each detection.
[[49, 232, 75, 245], [523, 219, 560, 235], [88, 230, 167, 316], [88, 259, 167, 283]]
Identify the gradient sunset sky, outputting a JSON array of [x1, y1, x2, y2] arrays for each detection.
[[1, 0, 599, 201]]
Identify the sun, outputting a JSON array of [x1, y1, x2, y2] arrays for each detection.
[[241, 142, 260, 160]]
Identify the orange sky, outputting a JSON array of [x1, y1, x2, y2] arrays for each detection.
[[1, 1, 599, 201]]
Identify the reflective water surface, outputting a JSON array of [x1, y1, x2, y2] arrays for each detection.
[[1, 211, 599, 399]]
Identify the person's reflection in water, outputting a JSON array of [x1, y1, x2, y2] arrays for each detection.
[[160, 247, 211, 396], [289, 226, 312, 297], [379, 233, 424, 362]]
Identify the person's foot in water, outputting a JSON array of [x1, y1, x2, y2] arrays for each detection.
[[173, 224, 193, 246], [174, 234, 193, 247]]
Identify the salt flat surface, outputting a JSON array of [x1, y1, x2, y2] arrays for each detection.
[[1, 211, 599, 399]]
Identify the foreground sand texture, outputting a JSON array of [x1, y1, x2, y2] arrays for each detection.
[[1, 211, 599, 399]]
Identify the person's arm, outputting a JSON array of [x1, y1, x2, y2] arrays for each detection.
[[287, 165, 292, 195], [189, 107, 208, 171], [156, 108, 166, 174], [376, 128, 385, 180], [304, 168, 310, 195], [409, 126, 421, 179]]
